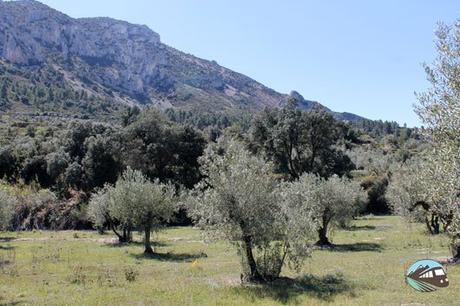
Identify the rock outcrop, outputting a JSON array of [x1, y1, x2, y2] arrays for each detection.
[[0, 0, 364, 121]]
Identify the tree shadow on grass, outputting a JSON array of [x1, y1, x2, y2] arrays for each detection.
[[130, 251, 207, 262], [0, 237, 16, 250], [344, 225, 376, 231], [0, 245, 14, 250], [104, 240, 170, 248], [0, 237, 16, 243], [320, 242, 382, 252], [1, 301, 24, 306], [232, 273, 355, 304]]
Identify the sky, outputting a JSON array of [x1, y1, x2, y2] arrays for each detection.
[[38, 0, 460, 126]]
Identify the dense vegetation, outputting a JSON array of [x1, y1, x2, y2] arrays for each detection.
[[0, 103, 420, 229]]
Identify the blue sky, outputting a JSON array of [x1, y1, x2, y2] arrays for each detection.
[[39, 0, 460, 126]]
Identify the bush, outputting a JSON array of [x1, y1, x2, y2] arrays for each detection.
[[11, 189, 89, 230], [0, 190, 15, 230], [360, 175, 389, 215]]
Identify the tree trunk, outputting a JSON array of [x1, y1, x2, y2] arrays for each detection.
[[243, 235, 262, 282], [111, 224, 125, 243], [431, 215, 440, 234], [425, 214, 440, 235], [316, 210, 332, 246], [122, 227, 132, 242], [111, 224, 132, 243], [316, 226, 331, 246], [453, 243, 460, 261], [144, 226, 154, 254], [425, 217, 434, 235]]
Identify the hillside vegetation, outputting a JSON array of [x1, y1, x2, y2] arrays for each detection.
[[0, 0, 361, 120]]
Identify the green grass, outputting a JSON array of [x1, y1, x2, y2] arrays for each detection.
[[1, 216, 459, 305]]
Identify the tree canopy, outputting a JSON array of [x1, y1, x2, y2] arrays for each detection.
[[411, 20, 460, 259], [249, 101, 354, 180]]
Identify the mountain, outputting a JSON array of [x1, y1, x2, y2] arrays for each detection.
[[0, 0, 364, 121]]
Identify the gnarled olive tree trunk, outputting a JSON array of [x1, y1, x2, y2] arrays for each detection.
[[242, 235, 263, 282], [316, 208, 333, 246], [144, 225, 154, 254], [453, 238, 460, 262], [111, 223, 132, 243]]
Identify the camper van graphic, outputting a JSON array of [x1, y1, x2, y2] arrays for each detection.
[[406, 259, 449, 292]]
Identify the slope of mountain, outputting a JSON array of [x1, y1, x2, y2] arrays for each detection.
[[0, 0, 364, 121]]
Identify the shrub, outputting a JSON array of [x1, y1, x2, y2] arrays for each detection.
[[0, 190, 16, 230]]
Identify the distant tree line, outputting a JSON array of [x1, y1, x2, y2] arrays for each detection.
[[350, 118, 419, 141]]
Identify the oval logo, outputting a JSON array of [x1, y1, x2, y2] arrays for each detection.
[[406, 259, 449, 292]]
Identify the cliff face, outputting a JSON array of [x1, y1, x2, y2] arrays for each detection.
[[0, 0, 363, 121]]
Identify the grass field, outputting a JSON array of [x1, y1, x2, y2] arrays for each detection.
[[1, 216, 459, 305]]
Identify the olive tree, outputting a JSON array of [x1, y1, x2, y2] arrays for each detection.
[[88, 168, 176, 254], [387, 158, 454, 235], [414, 21, 460, 260], [283, 174, 365, 246], [88, 186, 132, 242], [189, 139, 318, 282]]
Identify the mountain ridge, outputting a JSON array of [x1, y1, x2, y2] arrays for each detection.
[[0, 0, 365, 121]]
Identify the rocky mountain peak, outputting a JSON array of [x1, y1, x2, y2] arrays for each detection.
[[289, 90, 305, 102], [0, 0, 365, 121]]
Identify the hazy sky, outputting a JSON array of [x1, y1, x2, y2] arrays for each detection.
[[38, 0, 460, 126]]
